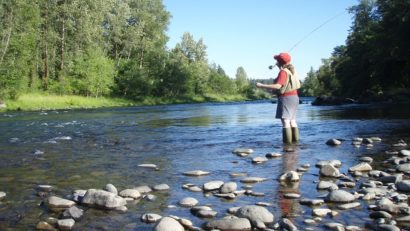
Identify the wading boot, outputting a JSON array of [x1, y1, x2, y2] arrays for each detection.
[[282, 127, 292, 144], [291, 127, 299, 143]]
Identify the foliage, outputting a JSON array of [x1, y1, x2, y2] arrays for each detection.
[[304, 0, 410, 100]]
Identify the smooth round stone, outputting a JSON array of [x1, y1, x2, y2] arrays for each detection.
[[183, 170, 210, 176], [119, 189, 141, 199], [284, 193, 300, 199], [0, 192, 6, 200], [326, 139, 342, 146], [266, 152, 282, 158], [240, 177, 267, 183], [138, 164, 159, 169], [104, 184, 118, 195], [337, 202, 361, 210], [153, 217, 184, 231], [203, 181, 224, 191], [141, 213, 162, 223], [37, 185, 53, 192], [134, 185, 152, 194], [153, 184, 170, 191], [312, 208, 332, 217], [178, 197, 198, 207], [252, 156, 268, 164], [230, 172, 247, 177], [232, 148, 254, 154]]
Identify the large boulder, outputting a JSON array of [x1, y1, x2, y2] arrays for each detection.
[[325, 190, 355, 203], [205, 216, 252, 231], [153, 217, 184, 231], [235, 205, 274, 229], [81, 189, 126, 209]]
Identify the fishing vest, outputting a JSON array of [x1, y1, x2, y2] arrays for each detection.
[[279, 68, 301, 94]]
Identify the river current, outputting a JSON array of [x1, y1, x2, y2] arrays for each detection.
[[1, 99, 410, 230]]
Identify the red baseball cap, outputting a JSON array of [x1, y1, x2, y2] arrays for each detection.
[[273, 53, 291, 64]]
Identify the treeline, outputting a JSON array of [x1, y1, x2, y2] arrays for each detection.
[[301, 0, 410, 101], [0, 0, 264, 102]]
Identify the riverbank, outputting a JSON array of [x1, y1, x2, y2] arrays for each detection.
[[0, 93, 248, 112]]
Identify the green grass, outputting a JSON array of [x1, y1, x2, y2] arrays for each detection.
[[1, 94, 136, 112], [0, 93, 249, 112]]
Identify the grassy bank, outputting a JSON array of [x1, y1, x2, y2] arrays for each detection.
[[0, 93, 248, 112]]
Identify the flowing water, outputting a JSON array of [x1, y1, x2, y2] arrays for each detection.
[[1, 99, 410, 230]]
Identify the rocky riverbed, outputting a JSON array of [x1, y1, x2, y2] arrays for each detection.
[[2, 136, 410, 230]]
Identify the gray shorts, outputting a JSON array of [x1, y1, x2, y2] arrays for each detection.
[[276, 95, 299, 120]]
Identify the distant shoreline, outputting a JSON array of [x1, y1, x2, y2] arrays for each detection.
[[0, 93, 250, 113]]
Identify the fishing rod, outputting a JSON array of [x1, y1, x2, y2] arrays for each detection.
[[287, 10, 346, 53]]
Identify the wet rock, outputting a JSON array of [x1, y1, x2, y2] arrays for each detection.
[[104, 184, 118, 195], [205, 216, 252, 231], [232, 148, 253, 155], [196, 210, 218, 218], [252, 156, 268, 164], [119, 189, 141, 199], [317, 181, 339, 191], [141, 213, 162, 223], [324, 222, 345, 231], [396, 163, 410, 172], [265, 152, 282, 158], [320, 164, 340, 177], [71, 190, 86, 203], [240, 177, 267, 183], [396, 180, 410, 192], [284, 193, 300, 199], [47, 196, 76, 211], [138, 164, 159, 170], [325, 190, 355, 203], [360, 156, 373, 163], [134, 185, 152, 194], [312, 208, 332, 217], [0, 191, 6, 200], [37, 185, 53, 192], [360, 187, 388, 196], [316, 160, 342, 168], [369, 211, 393, 219], [214, 193, 236, 199], [57, 218, 75, 231], [235, 205, 274, 228], [399, 150, 410, 156], [380, 174, 402, 184], [299, 198, 324, 206], [62, 206, 83, 221], [349, 162, 372, 172], [220, 182, 237, 193], [278, 171, 300, 182], [153, 217, 184, 231], [326, 139, 342, 146], [396, 215, 410, 222], [337, 202, 361, 210], [153, 184, 170, 191], [178, 197, 198, 207], [36, 221, 57, 231], [183, 170, 210, 176], [203, 181, 224, 191], [279, 218, 298, 231], [82, 189, 127, 209]]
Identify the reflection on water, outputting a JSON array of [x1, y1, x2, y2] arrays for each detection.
[[0, 100, 410, 230]]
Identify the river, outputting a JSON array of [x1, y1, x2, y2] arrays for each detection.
[[1, 99, 410, 230]]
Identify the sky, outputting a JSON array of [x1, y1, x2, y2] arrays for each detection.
[[163, 0, 358, 80]]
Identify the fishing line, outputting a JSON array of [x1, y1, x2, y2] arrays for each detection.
[[288, 10, 346, 53]]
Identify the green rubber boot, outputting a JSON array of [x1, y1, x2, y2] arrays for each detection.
[[282, 127, 292, 144], [291, 127, 299, 143]]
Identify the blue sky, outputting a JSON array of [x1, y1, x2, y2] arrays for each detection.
[[163, 0, 358, 80]]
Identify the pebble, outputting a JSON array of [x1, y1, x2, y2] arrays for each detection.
[[183, 170, 210, 176], [0, 191, 6, 200]]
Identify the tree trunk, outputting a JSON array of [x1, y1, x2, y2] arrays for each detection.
[[43, 6, 49, 90], [59, 15, 65, 77], [0, 8, 13, 65]]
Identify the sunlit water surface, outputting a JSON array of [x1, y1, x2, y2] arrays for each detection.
[[1, 99, 410, 230]]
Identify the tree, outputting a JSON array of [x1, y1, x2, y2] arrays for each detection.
[[235, 66, 249, 93]]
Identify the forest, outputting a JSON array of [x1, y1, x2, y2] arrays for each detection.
[[0, 0, 409, 104]]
